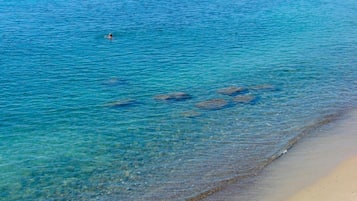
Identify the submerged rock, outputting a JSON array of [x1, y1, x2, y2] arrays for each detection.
[[250, 84, 275, 91], [103, 77, 127, 86], [182, 110, 202, 118], [233, 95, 256, 104], [217, 86, 247, 96], [154, 92, 192, 101], [106, 99, 136, 108], [195, 99, 228, 110]]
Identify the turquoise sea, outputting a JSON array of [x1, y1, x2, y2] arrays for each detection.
[[1, 0, 356, 200]]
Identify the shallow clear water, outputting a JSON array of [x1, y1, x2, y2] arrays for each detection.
[[0, 0, 356, 200]]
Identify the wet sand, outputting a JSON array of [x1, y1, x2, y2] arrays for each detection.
[[202, 109, 357, 201]]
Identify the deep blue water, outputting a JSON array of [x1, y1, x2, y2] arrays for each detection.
[[1, 0, 356, 200]]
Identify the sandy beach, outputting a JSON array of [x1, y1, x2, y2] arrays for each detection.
[[287, 155, 357, 201], [263, 109, 357, 201], [202, 109, 357, 201], [284, 109, 357, 201]]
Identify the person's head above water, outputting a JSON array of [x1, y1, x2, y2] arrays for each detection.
[[106, 33, 113, 39]]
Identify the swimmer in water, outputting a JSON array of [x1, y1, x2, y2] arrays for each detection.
[[105, 33, 113, 39]]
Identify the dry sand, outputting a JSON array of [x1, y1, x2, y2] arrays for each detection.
[[287, 155, 357, 201]]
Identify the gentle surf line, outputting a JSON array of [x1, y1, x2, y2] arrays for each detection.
[[188, 110, 346, 201]]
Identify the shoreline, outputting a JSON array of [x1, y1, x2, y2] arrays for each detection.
[[200, 108, 357, 201]]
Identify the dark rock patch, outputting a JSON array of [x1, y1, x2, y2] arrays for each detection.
[[103, 77, 127, 86], [217, 86, 247, 96], [195, 99, 229, 110], [106, 99, 137, 108], [233, 95, 256, 104], [250, 84, 275, 91], [182, 110, 202, 118], [154, 92, 192, 101]]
